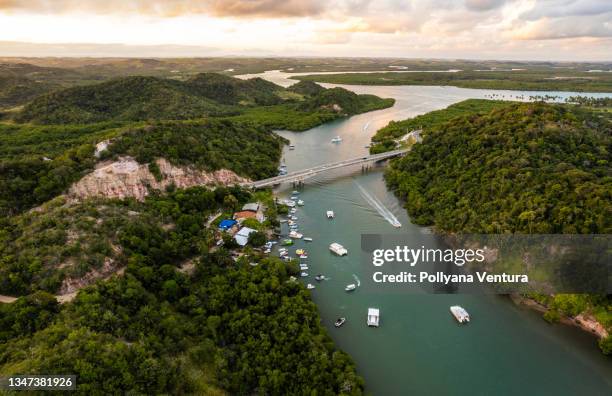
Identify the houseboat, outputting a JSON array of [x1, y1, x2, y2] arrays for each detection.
[[329, 243, 348, 256], [450, 306, 470, 323], [367, 308, 380, 327]]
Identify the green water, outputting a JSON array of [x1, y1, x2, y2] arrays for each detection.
[[261, 76, 612, 395]]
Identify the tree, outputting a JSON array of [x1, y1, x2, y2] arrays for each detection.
[[247, 231, 267, 247]]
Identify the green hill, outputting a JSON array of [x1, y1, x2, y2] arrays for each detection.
[[15, 73, 394, 125], [385, 101, 611, 234]]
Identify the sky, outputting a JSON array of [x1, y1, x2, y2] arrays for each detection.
[[0, 0, 610, 61]]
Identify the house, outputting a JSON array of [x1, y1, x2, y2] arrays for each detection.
[[218, 219, 237, 231], [242, 202, 260, 212], [234, 227, 257, 246], [234, 210, 258, 221], [234, 210, 265, 223]]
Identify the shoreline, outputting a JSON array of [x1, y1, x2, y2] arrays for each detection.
[[509, 294, 609, 340]]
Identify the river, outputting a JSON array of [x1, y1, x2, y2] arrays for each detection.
[[239, 71, 612, 395]]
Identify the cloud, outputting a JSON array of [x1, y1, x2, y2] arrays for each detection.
[[520, 0, 612, 20], [0, 0, 328, 18], [465, 0, 507, 11]]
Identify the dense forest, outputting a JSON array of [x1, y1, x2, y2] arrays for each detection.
[[369, 99, 509, 153], [14, 73, 393, 125], [0, 186, 364, 394], [295, 70, 612, 92], [381, 101, 612, 352]]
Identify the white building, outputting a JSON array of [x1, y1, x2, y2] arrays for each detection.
[[234, 227, 257, 247]]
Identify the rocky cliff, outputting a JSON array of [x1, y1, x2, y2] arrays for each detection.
[[70, 156, 250, 200]]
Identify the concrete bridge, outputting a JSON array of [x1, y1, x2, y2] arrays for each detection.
[[247, 149, 407, 189]]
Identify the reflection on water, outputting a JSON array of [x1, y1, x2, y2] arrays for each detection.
[[248, 71, 612, 395]]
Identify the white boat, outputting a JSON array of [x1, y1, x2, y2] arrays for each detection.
[[279, 219, 288, 223], [326, 210, 334, 219], [289, 231, 303, 239], [301, 272, 309, 277], [291, 196, 298, 201], [297, 200, 305, 206], [329, 243, 348, 256], [391, 220, 402, 228], [292, 190, 299, 195], [367, 308, 380, 327], [290, 216, 298, 221], [315, 274, 325, 281], [331, 136, 343, 143], [304, 237, 313, 242], [450, 306, 470, 323], [285, 200, 296, 208], [289, 145, 295, 150], [334, 317, 346, 327], [300, 254, 308, 259], [345, 284, 356, 292], [290, 208, 297, 213], [307, 284, 315, 290], [300, 266, 309, 271]]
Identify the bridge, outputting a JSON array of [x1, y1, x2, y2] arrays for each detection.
[[246, 149, 407, 189]]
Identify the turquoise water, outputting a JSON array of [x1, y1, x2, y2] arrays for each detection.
[[255, 76, 612, 395]]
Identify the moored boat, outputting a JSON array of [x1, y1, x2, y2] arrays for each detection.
[[335, 317, 346, 327], [450, 306, 470, 323]]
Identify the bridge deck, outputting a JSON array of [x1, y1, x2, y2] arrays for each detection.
[[247, 149, 407, 188]]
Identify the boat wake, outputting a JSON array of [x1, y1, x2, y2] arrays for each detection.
[[355, 181, 402, 228], [363, 121, 370, 132], [352, 274, 361, 287]]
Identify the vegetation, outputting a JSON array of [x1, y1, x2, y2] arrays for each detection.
[[15, 73, 393, 125], [370, 99, 509, 153], [0, 119, 283, 216], [0, 186, 364, 395], [381, 101, 612, 352], [295, 70, 612, 92]]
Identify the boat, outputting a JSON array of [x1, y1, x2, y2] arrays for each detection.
[[291, 196, 298, 201], [279, 219, 288, 223], [304, 237, 313, 242], [290, 216, 298, 221], [285, 200, 296, 208], [329, 243, 348, 256], [326, 210, 334, 219], [290, 208, 297, 213], [300, 266, 309, 271], [299, 254, 308, 259], [315, 274, 325, 281], [334, 317, 346, 328], [450, 306, 470, 323], [289, 231, 303, 239], [301, 272, 309, 277], [345, 284, 356, 292], [292, 190, 299, 195], [289, 144, 295, 150], [281, 239, 293, 246], [331, 136, 343, 143], [297, 200, 305, 206], [391, 220, 402, 228], [307, 284, 315, 290], [367, 308, 380, 327]]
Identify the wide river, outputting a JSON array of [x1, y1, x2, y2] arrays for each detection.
[[239, 71, 612, 395]]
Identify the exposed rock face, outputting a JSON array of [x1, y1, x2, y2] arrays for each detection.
[[70, 156, 250, 200]]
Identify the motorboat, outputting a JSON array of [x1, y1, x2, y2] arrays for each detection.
[[304, 237, 313, 242], [301, 272, 309, 277], [295, 249, 305, 255], [329, 243, 348, 256], [345, 284, 356, 292], [331, 136, 343, 143], [450, 306, 470, 323], [367, 308, 380, 327], [289, 231, 303, 239], [334, 317, 346, 327], [326, 210, 334, 219], [297, 200, 305, 206], [307, 284, 315, 290], [315, 274, 325, 281], [281, 239, 293, 246]]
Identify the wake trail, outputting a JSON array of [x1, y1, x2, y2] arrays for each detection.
[[354, 181, 402, 228]]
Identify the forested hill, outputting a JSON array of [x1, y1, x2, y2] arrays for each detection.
[[15, 73, 393, 124], [385, 102, 611, 234]]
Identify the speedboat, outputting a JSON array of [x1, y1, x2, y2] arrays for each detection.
[[334, 317, 346, 327], [307, 284, 315, 290], [331, 136, 343, 143], [296, 249, 305, 255], [304, 237, 313, 242], [281, 239, 293, 246], [326, 210, 334, 219], [301, 272, 309, 277], [315, 274, 325, 281], [299, 254, 308, 259], [297, 200, 305, 206], [329, 243, 348, 256], [345, 284, 356, 292]]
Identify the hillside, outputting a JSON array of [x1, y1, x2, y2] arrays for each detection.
[[385, 102, 610, 234], [0, 186, 364, 394], [15, 73, 393, 125], [0, 120, 284, 216], [382, 102, 612, 352]]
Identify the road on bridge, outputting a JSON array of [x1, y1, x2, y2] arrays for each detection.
[[247, 149, 407, 189]]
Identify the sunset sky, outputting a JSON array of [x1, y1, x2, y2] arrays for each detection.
[[0, 0, 610, 60]]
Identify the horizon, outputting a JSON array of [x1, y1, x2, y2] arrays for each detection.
[[1, 0, 611, 61]]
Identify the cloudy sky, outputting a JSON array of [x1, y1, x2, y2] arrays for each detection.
[[0, 0, 610, 60]]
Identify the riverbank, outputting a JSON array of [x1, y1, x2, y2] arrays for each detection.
[[511, 294, 609, 340]]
